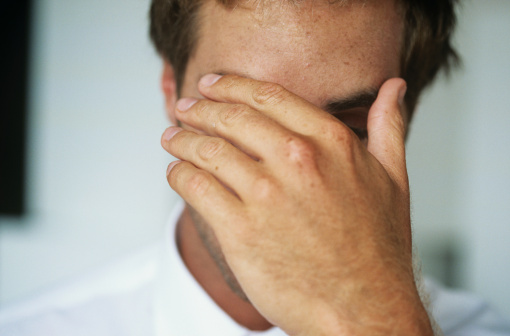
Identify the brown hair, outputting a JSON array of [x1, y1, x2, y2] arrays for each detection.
[[149, 0, 459, 119]]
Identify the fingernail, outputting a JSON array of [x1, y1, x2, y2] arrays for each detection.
[[176, 98, 197, 111], [398, 85, 407, 106], [200, 74, 222, 87], [162, 127, 183, 141], [166, 161, 181, 176]]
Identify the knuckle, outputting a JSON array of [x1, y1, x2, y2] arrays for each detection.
[[198, 137, 228, 161], [252, 82, 288, 106], [220, 104, 249, 125], [324, 121, 348, 139], [251, 175, 277, 201], [283, 136, 316, 165], [187, 171, 212, 196], [221, 75, 239, 90], [391, 113, 406, 137], [340, 129, 357, 153], [194, 100, 209, 116], [324, 122, 356, 148]]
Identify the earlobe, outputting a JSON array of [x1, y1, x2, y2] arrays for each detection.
[[161, 61, 178, 125]]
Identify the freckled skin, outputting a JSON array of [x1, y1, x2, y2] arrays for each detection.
[[182, 1, 403, 106]]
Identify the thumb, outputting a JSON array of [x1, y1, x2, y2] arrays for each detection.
[[367, 78, 408, 189]]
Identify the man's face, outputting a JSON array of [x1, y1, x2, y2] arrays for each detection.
[[174, 0, 405, 299], [180, 0, 404, 125]]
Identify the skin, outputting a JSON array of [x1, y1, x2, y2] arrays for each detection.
[[160, 0, 434, 335]]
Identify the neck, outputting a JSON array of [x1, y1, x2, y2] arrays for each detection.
[[176, 206, 273, 331]]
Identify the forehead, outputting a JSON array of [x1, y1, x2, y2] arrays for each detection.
[[184, 0, 403, 106]]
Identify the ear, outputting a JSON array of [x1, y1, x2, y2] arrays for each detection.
[[161, 61, 178, 125]]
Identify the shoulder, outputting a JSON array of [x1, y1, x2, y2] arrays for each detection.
[[425, 277, 510, 335], [0, 245, 160, 336]]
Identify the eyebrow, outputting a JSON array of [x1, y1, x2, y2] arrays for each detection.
[[323, 89, 379, 115]]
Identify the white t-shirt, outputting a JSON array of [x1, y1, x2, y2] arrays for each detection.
[[1, 201, 509, 336]]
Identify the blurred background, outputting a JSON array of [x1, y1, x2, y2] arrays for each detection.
[[1, 0, 509, 318]]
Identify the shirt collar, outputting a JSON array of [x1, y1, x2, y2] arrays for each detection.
[[153, 200, 286, 336]]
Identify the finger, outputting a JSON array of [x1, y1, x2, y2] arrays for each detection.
[[175, 98, 303, 162], [162, 127, 264, 200], [366, 78, 408, 189], [197, 74, 333, 136], [166, 160, 243, 232]]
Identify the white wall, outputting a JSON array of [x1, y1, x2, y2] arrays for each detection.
[[1, 0, 509, 319], [452, 0, 510, 315], [407, 0, 510, 317], [0, 0, 180, 303]]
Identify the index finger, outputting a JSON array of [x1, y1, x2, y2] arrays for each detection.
[[198, 74, 336, 136]]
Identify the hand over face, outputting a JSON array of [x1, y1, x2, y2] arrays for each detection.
[[161, 75, 432, 336]]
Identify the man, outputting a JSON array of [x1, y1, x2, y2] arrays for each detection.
[[1, 0, 509, 335], [156, 0, 423, 334], [149, 0, 510, 334], [152, 0, 508, 335]]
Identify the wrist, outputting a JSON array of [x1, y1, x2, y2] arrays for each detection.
[[297, 279, 435, 336]]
